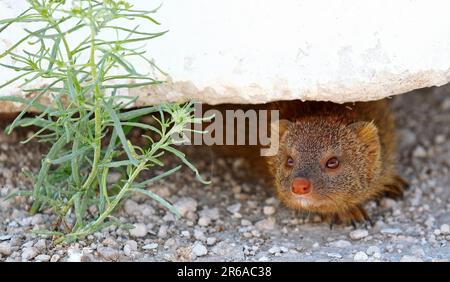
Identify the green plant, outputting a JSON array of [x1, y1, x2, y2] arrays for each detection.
[[0, 0, 207, 243]]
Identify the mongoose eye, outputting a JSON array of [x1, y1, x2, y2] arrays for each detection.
[[325, 157, 340, 169], [286, 156, 294, 168]]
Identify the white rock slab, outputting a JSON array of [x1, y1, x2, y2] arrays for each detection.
[[1, 0, 450, 111]]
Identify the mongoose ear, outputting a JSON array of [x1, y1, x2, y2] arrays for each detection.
[[347, 121, 379, 145], [271, 119, 291, 138]]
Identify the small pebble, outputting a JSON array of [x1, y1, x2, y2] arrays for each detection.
[[34, 239, 46, 252], [268, 246, 280, 254], [329, 240, 352, 248], [198, 217, 211, 226], [158, 225, 168, 238], [194, 230, 206, 241], [174, 197, 198, 217], [0, 235, 12, 241], [380, 228, 402, 235], [35, 254, 50, 262], [97, 247, 120, 261], [255, 218, 276, 231], [440, 224, 450, 235], [192, 242, 208, 257], [66, 248, 82, 262], [226, 203, 241, 214], [206, 237, 217, 246], [50, 254, 60, 262], [353, 251, 368, 261], [199, 208, 220, 220], [124, 200, 140, 216], [21, 247, 38, 261], [125, 240, 138, 251], [327, 253, 342, 259], [241, 219, 252, 226], [349, 229, 369, 240], [366, 246, 381, 255], [263, 206, 276, 216], [435, 134, 446, 144], [0, 241, 12, 256], [412, 146, 427, 158], [143, 243, 158, 250], [129, 223, 147, 237]]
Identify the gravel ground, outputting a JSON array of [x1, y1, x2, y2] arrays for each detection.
[[1, 86, 450, 262]]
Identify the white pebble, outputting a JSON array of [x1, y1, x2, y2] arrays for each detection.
[[263, 206, 276, 216], [380, 198, 398, 209], [440, 224, 450, 235], [198, 217, 211, 226], [255, 218, 276, 231], [327, 253, 342, 259], [181, 230, 190, 238], [123, 240, 137, 256], [143, 243, 158, 250], [125, 240, 138, 251], [329, 240, 352, 248], [366, 246, 381, 255], [194, 230, 206, 241], [199, 208, 220, 220], [353, 251, 368, 261], [158, 225, 168, 238], [174, 197, 198, 217], [124, 200, 140, 216], [21, 247, 38, 261], [50, 254, 60, 262], [97, 247, 120, 261], [241, 219, 252, 226], [66, 249, 82, 262], [34, 239, 46, 252], [435, 134, 446, 144], [129, 223, 147, 237], [206, 237, 217, 246], [0, 235, 12, 241], [0, 241, 12, 256], [380, 228, 401, 235], [35, 254, 50, 262], [226, 203, 241, 214], [268, 246, 280, 254], [412, 146, 427, 158], [373, 252, 382, 259], [349, 229, 369, 240], [123, 245, 132, 256], [192, 242, 208, 257]]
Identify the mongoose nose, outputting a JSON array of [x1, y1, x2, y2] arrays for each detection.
[[291, 178, 311, 195]]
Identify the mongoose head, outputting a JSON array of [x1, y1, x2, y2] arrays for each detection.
[[269, 117, 382, 214]]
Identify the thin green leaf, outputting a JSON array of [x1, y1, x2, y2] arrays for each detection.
[[104, 102, 139, 166], [131, 188, 180, 217]]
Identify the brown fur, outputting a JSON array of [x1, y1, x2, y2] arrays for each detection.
[[264, 100, 406, 224]]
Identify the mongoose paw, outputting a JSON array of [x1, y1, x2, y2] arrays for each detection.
[[383, 175, 408, 199], [323, 206, 372, 227]]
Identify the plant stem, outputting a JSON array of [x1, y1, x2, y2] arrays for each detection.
[[66, 160, 147, 241], [81, 21, 103, 192]]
